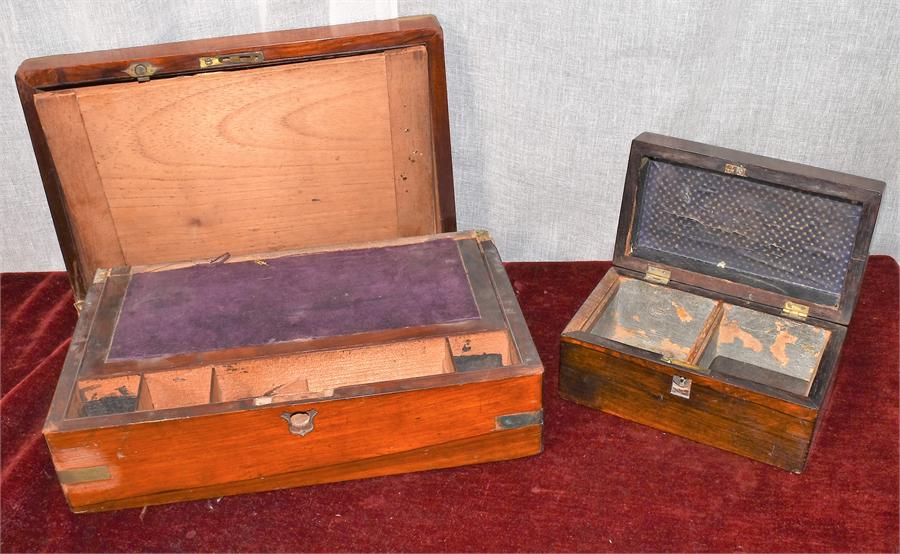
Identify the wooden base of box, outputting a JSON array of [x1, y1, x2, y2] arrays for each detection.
[[559, 336, 820, 472], [49, 373, 542, 513]]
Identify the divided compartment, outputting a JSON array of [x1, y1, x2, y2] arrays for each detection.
[[697, 304, 831, 396], [589, 277, 717, 362], [67, 330, 515, 418], [586, 274, 831, 396]]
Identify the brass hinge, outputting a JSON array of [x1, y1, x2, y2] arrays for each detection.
[[782, 301, 810, 320], [724, 163, 748, 177], [199, 51, 264, 68], [124, 61, 158, 82], [645, 266, 671, 285]]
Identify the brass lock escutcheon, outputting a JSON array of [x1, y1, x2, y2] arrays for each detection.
[[281, 409, 317, 436]]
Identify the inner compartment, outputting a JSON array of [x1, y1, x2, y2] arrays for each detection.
[[697, 304, 831, 396], [589, 278, 718, 361], [631, 159, 864, 307], [108, 239, 479, 360], [586, 275, 831, 396], [68, 329, 514, 418]]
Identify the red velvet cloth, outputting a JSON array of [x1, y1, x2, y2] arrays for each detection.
[[2, 259, 898, 552]]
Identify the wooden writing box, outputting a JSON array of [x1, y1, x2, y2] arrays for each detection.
[[560, 133, 883, 472], [17, 16, 543, 512]]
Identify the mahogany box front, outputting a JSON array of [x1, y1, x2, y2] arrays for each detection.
[[17, 16, 543, 512], [559, 133, 883, 472]]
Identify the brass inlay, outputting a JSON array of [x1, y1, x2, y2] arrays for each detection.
[[57, 465, 111, 485]]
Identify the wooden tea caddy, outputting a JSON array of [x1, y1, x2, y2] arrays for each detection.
[[560, 133, 883, 472], [17, 16, 543, 513]]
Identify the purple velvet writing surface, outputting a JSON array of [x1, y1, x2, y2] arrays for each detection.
[[107, 239, 479, 361]]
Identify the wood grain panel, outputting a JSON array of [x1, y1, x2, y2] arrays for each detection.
[[33, 91, 125, 274], [18, 16, 456, 299], [63, 425, 541, 513], [47, 374, 541, 511], [386, 46, 437, 235], [35, 51, 426, 267]]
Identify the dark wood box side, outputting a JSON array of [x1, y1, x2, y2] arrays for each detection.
[[16, 15, 454, 300], [558, 337, 816, 472], [613, 133, 884, 326]]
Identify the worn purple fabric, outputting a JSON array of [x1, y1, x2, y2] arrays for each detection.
[[108, 239, 478, 360]]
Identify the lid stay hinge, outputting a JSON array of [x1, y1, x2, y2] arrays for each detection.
[[782, 301, 810, 320]]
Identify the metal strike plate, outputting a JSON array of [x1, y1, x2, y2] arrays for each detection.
[[200, 51, 264, 68], [670, 375, 692, 399], [724, 163, 748, 177], [281, 409, 317, 436]]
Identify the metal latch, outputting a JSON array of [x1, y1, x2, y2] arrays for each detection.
[[645, 266, 671, 285], [782, 301, 809, 320], [670, 375, 692, 399], [724, 163, 748, 177], [200, 51, 264, 68]]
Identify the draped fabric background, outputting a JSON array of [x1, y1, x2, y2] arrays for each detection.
[[2, 0, 898, 270]]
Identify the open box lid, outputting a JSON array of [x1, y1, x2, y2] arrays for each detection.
[[16, 16, 454, 300], [613, 133, 884, 326]]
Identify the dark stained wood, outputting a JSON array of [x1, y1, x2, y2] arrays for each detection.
[[559, 340, 813, 472], [562, 132, 879, 471], [17, 15, 455, 300]]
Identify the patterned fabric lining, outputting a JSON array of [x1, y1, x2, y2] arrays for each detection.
[[633, 160, 862, 304]]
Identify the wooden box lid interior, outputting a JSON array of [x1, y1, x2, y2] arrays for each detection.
[[614, 133, 883, 326], [19, 17, 452, 299]]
